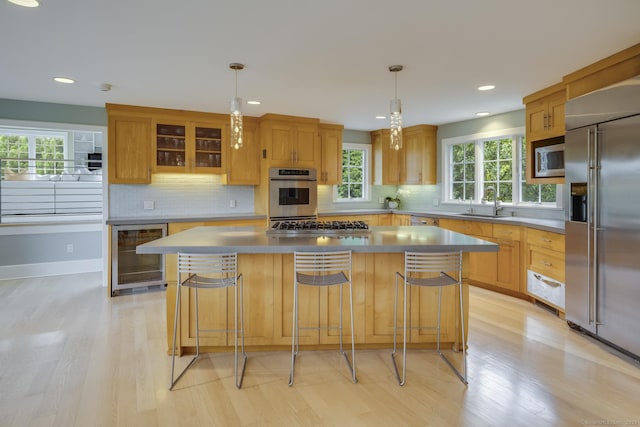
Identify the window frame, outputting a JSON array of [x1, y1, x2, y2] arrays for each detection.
[[442, 126, 561, 208], [332, 142, 371, 203], [0, 127, 69, 174]]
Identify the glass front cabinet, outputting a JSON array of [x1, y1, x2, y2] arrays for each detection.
[[154, 119, 227, 174]]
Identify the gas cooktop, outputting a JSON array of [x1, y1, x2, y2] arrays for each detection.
[[267, 220, 371, 235]]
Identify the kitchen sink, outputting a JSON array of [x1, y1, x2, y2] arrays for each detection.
[[457, 212, 510, 218]]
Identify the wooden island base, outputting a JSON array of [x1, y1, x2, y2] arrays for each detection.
[[165, 252, 469, 355]]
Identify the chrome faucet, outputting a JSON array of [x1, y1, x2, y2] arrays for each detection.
[[486, 186, 503, 216]]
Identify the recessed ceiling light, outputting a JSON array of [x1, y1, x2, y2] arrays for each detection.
[[54, 77, 75, 84], [8, 0, 39, 7], [376, 116, 386, 120], [247, 100, 261, 105], [476, 111, 490, 116], [478, 85, 495, 91]]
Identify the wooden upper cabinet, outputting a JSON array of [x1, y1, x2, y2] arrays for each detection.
[[224, 118, 260, 185], [563, 42, 640, 100], [154, 118, 227, 174], [402, 124, 437, 185], [372, 125, 437, 185], [318, 123, 343, 185], [107, 108, 152, 184], [523, 84, 566, 143], [523, 83, 566, 185], [260, 114, 320, 169], [372, 129, 403, 185]]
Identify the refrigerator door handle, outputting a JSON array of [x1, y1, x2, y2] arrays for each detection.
[[592, 127, 600, 326], [587, 127, 593, 324]]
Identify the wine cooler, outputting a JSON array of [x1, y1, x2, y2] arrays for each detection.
[[111, 224, 167, 296]]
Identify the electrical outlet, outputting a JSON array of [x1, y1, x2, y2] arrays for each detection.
[[143, 200, 154, 210], [230, 200, 236, 208], [378, 197, 384, 203], [433, 198, 440, 207], [66, 244, 74, 253]]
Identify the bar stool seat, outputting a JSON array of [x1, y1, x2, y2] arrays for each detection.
[[289, 250, 357, 386], [391, 251, 467, 386], [170, 252, 247, 390]]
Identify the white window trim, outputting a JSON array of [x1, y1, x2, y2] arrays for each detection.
[[441, 126, 562, 208], [332, 142, 371, 203], [0, 127, 69, 174]]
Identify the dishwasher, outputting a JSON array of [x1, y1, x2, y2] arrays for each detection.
[[111, 224, 167, 296], [410, 215, 439, 226]]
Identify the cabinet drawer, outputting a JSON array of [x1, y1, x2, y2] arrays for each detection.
[[493, 224, 521, 241], [527, 246, 565, 283], [439, 219, 492, 237], [527, 270, 565, 310], [527, 228, 565, 252]]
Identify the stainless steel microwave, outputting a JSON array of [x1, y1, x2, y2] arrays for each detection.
[[535, 143, 565, 177]]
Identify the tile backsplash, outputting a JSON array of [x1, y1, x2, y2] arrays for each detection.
[[109, 174, 253, 219]]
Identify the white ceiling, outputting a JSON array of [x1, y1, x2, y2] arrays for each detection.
[[1, 0, 639, 130]]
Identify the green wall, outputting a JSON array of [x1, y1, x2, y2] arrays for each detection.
[[0, 98, 106, 126]]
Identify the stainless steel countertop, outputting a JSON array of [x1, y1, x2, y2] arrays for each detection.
[[136, 225, 499, 255]]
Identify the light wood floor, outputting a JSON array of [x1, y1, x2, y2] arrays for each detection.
[[1, 273, 639, 426]]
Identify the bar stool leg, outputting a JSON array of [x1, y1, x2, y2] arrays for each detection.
[[170, 281, 181, 390], [348, 280, 357, 383], [170, 283, 200, 390], [391, 271, 409, 386], [234, 273, 247, 389], [288, 281, 299, 386]]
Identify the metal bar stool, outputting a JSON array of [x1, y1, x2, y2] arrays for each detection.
[[391, 251, 467, 386], [170, 252, 247, 390], [289, 250, 357, 386]]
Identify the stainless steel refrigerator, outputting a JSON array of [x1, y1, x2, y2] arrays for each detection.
[[565, 75, 640, 359]]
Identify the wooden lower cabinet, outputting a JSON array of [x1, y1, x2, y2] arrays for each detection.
[[469, 243, 498, 284], [166, 250, 470, 353], [496, 239, 521, 292], [391, 214, 411, 226], [440, 218, 522, 296]]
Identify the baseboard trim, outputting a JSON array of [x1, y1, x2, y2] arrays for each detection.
[[0, 258, 103, 280]]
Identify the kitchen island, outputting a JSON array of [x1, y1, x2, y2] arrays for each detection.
[[137, 225, 498, 354]]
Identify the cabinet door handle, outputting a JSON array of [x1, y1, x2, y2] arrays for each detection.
[[534, 273, 561, 288], [542, 261, 552, 267], [541, 238, 552, 243]]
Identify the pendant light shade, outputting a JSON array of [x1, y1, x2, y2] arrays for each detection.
[[389, 65, 403, 151], [8, 0, 39, 6], [229, 63, 244, 150]]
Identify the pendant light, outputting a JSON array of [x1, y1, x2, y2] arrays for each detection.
[[8, 0, 39, 6], [229, 63, 244, 150], [389, 65, 403, 151]]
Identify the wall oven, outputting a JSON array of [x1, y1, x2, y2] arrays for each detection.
[[269, 167, 317, 223]]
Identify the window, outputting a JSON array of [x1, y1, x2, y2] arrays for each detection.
[[0, 129, 67, 177], [334, 143, 370, 202], [443, 127, 558, 206]]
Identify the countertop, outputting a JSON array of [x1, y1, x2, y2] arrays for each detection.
[[106, 214, 267, 226], [136, 225, 499, 255], [396, 210, 565, 234], [108, 209, 564, 234]]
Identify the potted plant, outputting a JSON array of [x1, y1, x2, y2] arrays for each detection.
[[385, 195, 401, 209]]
